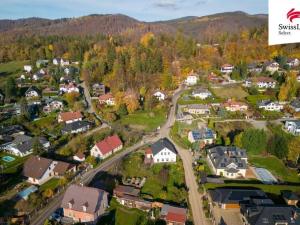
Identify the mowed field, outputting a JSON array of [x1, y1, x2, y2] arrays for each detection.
[[0, 60, 29, 82], [212, 85, 249, 100]]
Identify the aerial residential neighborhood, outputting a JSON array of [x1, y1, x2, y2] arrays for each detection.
[[0, 2, 300, 225]]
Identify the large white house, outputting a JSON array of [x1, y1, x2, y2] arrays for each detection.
[[191, 88, 212, 99], [244, 77, 277, 89], [265, 62, 279, 74], [258, 100, 284, 112], [25, 86, 40, 99], [185, 74, 198, 86], [285, 120, 300, 136], [188, 128, 216, 146], [221, 64, 234, 74], [207, 146, 248, 179], [24, 65, 32, 73], [153, 91, 166, 101], [145, 138, 177, 164], [287, 58, 300, 67]]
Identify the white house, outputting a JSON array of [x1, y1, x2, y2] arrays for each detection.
[[258, 100, 284, 112], [265, 62, 279, 74], [188, 128, 216, 146], [285, 120, 300, 136], [145, 138, 177, 164], [221, 64, 234, 74], [53, 58, 61, 65], [43, 100, 64, 113], [245, 77, 277, 89], [185, 74, 198, 86], [223, 99, 248, 112], [287, 58, 300, 67], [184, 104, 210, 115], [1, 135, 50, 157], [153, 91, 166, 101], [207, 146, 248, 179], [90, 135, 123, 160], [59, 82, 80, 94], [98, 93, 115, 106], [192, 88, 212, 99], [73, 152, 86, 162], [23, 156, 57, 185], [25, 86, 40, 99], [24, 65, 32, 73], [60, 59, 70, 67]]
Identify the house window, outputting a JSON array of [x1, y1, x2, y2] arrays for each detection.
[[162, 159, 164, 162]]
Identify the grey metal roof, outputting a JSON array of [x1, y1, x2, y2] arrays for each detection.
[[290, 99, 300, 109], [62, 121, 91, 133], [241, 205, 300, 225], [61, 185, 107, 214], [186, 104, 210, 110], [207, 146, 247, 170], [209, 188, 267, 205], [151, 138, 177, 156]]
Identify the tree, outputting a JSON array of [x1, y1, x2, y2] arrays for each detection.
[[241, 129, 267, 155], [65, 92, 80, 108], [20, 97, 29, 119], [288, 137, 300, 164], [268, 133, 288, 159], [233, 132, 243, 148], [42, 188, 54, 199], [5, 77, 17, 102], [117, 103, 128, 116], [32, 137, 43, 155]]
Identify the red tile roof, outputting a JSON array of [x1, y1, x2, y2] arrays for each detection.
[[59, 111, 82, 122], [166, 212, 186, 223], [95, 135, 122, 155], [98, 93, 114, 101]]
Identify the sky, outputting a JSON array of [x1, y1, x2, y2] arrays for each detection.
[[0, 0, 268, 22]]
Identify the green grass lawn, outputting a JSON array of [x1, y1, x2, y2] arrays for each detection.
[[169, 122, 192, 149], [120, 152, 187, 204], [39, 178, 60, 192], [211, 85, 248, 100], [246, 94, 274, 106], [120, 107, 167, 132], [97, 198, 148, 225], [0, 60, 29, 82], [249, 155, 300, 183], [0, 152, 28, 174]]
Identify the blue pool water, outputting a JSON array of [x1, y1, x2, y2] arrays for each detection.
[[2, 155, 15, 162], [18, 185, 38, 200]]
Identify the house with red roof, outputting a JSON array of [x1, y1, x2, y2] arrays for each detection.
[[58, 111, 83, 124], [160, 204, 187, 225], [98, 93, 115, 106], [90, 135, 123, 159]]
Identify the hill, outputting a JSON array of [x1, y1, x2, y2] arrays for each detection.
[[0, 11, 267, 40]]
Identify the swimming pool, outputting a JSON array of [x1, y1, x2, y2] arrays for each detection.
[[2, 155, 15, 162]]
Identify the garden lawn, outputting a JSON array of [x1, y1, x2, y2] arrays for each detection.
[[25, 114, 59, 135], [246, 94, 272, 106], [169, 122, 192, 149], [211, 85, 248, 100], [120, 108, 167, 132], [0, 60, 29, 82], [0, 152, 28, 174], [120, 152, 187, 204], [249, 155, 300, 183], [39, 178, 60, 192], [97, 198, 148, 225]]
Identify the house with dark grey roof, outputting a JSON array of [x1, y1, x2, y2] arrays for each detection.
[[289, 99, 300, 112], [145, 138, 177, 164], [61, 185, 108, 223], [25, 86, 41, 99], [208, 188, 268, 210], [207, 146, 248, 178], [282, 191, 299, 206], [61, 121, 92, 134], [188, 128, 216, 145], [1, 134, 50, 157], [240, 195, 300, 225]]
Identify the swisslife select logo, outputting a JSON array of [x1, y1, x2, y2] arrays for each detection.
[[269, 0, 300, 45]]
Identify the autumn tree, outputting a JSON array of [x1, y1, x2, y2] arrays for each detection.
[[42, 188, 54, 199], [288, 137, 300, 164]]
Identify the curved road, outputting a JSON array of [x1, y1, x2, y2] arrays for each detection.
[[31, 84, 205, 225]]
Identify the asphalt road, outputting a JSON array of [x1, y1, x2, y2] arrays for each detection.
[[31, 84, 206, 225]]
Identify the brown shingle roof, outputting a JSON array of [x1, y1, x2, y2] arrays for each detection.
[[53, 161, 75, 176], [23, 156, 53, 179], [61, 185, 107, 214]]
